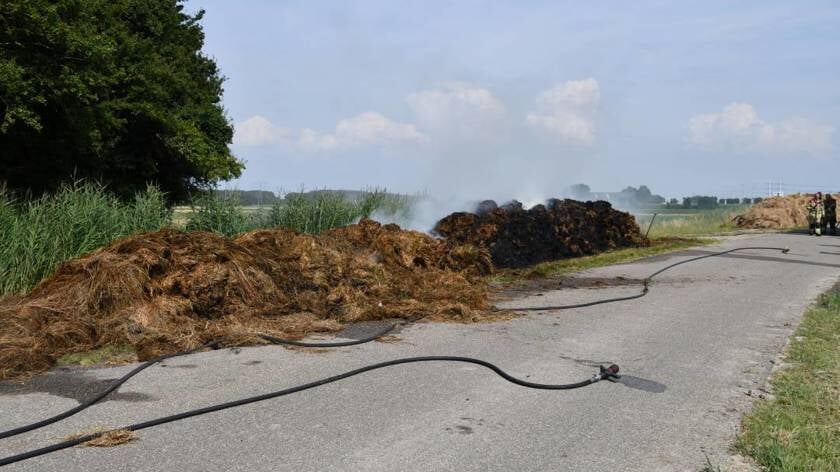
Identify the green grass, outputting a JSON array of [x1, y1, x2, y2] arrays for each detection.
[[735, 286, 840, 471], [0, 181, 172, 297], [492, 237, 713, 281], [184, 191, 255, 237], [181, 187, 414, 237], [261, 188, 411, 234], [56, 344, 137, 367], [634, 206, 749, 238], [700, 454, 722, 472]]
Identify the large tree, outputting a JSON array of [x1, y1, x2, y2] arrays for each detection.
[[0, 0, 242, 200]]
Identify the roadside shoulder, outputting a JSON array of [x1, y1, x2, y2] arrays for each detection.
[[732, 281, 840, 471]]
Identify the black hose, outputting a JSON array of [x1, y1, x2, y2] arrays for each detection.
[[507, 246, 789, 311], [0, 324, 401, 441], [0, 358, 618, 467], [643, 213, 658, 239], [0, 345, 214, 441]]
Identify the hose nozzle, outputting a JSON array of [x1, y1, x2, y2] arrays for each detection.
[[782, 247, 790, 254], [593, 364, 621, 383]]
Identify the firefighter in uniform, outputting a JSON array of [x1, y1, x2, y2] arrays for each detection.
[[824, 193, 837, 235], [807, 192, 825, 236]]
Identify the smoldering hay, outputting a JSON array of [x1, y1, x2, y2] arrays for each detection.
[[0, 220, 494, 380], [0, 199, 646, 380], [434, 198, 645, 268]]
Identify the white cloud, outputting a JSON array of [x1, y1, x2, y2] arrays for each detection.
[[234, 112, 426, 151], [526, 78, 599, 144], [237, 84, 508, 152], [297, 128, 339, 151], [525, 113, 595, 142], [406, 83, 506, 139], [535, 78, 600, 108], [298, 112, 427, 151], [689, 102, 833, 156], [234, 115, 292, 147]]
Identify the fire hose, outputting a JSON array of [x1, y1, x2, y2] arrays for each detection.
[[0, 324, 399, 442], [506, 246, 789, 311], [0, 246, 789, 467], [0, 359, 619, 467]]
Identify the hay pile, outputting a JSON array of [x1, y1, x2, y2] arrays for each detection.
[[434, 199, 644, 268], [0, 220, 494, 380], [732, 194, 812, 229]]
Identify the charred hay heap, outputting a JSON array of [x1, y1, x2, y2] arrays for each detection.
[[434, 199, 644, 268], [0, 220, 495, 380]]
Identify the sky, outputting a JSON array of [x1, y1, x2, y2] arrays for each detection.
[[187, 0, 840, 201]]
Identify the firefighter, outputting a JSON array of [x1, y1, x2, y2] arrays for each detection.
[[806, 192, 824, 236], [825, 193, 837, 235]]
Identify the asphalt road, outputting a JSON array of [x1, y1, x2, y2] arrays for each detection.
[[1, 233, 838, 471]]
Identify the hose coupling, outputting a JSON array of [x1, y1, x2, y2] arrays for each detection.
[[592, 364, 621, 383]]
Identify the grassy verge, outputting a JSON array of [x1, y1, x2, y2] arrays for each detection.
[[492, 237, 713, 282], [634, 207, 748, 238], [56, 345, 137, 367], [734, 285, 840, 471]]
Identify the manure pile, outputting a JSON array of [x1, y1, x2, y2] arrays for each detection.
[[0, 220, 494, 380], [732, 194, 813, 229], [434, 199, 644, 268]]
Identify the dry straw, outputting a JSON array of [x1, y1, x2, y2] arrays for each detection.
[[0, 220, 495, 380]]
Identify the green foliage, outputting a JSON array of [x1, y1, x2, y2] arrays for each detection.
[[680, 196, 719, 209], [184, 187, 415, 236], [214, 189, 279, 205], [0, 181, 171, 296], [735, 287, 840, 471], [185, 192, 253, 237], [262, 188, 411, 234], [0, 0, 242, 200], [262, 191, 361, 234], [56, 344, 136, 366], [619, 185, 666, 206], [634, 206, 749, 237]]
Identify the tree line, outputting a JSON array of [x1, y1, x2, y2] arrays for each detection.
[[0, 0, 241, 202], [566, 184, 763, 209]]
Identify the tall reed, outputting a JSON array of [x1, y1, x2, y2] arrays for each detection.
[[0, 182, 171, 296]]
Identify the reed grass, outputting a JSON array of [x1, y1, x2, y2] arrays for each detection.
[[0, 182, 171, 296]]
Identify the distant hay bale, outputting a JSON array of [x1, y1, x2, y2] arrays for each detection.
[[732, 194, 813, 229]]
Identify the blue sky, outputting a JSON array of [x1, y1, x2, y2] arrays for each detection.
[[188, 0, 840, 200]]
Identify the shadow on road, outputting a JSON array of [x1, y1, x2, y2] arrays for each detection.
[[616, 375, 667, 393], [0, 369, 155, 403]]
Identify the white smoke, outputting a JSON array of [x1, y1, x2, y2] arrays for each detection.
[[237, 80, 600, 232]]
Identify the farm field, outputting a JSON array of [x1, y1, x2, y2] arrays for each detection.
[[633, 205, 755, 238]]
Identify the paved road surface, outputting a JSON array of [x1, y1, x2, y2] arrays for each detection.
[[1, 233, 838, 471]]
